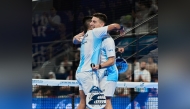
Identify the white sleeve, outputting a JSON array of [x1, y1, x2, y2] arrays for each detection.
[[92, 26, 108, 38], [105, 38, 115, 57]]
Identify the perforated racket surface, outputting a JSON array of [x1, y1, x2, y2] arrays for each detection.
[[116, 57, 128, 74]]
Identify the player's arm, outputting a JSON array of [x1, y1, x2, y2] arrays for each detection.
[[107, 23, 125, 36], [100, 38, 116, 68], [92, 56, 115, 70], [107, 23, 123, 32], [93, 24, 125, 39], [92, 38, 116, 70], [73, 32, 84, 44], [100, 56, 115, 68]]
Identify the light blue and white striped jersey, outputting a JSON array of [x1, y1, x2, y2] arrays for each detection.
[[100, 35, 118, 81], [76, 26, 108, 73]]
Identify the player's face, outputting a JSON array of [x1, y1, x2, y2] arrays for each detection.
[[90, 17, 104, 29]]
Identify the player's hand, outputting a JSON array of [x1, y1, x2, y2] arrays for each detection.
[[118, 47, 124, 53], [92, 65, 99, 70], [74, 32, 84, 42], [119, 28, 125, 36]]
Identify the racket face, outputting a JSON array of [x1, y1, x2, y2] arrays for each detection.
[[86, 86, 106, 109], [116, 58, 128, 74]]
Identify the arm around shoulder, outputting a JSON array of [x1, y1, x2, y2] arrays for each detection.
[[73, 32, 84, 44], [107, 23, 122, 32]]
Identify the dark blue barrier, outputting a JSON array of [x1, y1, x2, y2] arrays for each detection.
[[32, 96, 158, 108], [32, 97, 130, 109]]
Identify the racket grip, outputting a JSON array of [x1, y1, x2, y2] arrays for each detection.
[[90, 63, 95, 68]]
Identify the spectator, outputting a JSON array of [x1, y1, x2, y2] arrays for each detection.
[[133, 0, 151, 33], [146, 57, 157, 73], [148, 0, 158, 16], [59, 57, 72, 74], [134, 61, 151, 109], [48, 71, 56, 79], [57, 61, 66, 74], [33, 73, 41, 79], [146, 57, 158, 82], [134, 61, 151, 82], [45, 7, 61, 29], [32, 14, 41, 37], [120, 15, 133, 34], [148, 0, 158, 29], [56, 56, 72, 79], [32, 73, 41, 93]]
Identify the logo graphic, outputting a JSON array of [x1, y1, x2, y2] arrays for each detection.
[[140, 83, 144, 87], [85, 34, 88, 37], [81, 40, 87, 44], [108, 49, 113, 51], [86, 86, 106, 109]]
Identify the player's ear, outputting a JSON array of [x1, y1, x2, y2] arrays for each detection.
[[101, 22, 105, 27]]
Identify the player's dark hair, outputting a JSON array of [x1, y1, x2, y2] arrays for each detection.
[[82, 16, 92, 33], [92, 13, 107, 24]]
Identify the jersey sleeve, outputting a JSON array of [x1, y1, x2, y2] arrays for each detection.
[[92, 26, 108, 39], [105, 38, 116, 57]]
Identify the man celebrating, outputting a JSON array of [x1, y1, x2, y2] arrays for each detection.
[[73, 13, 125, 109]]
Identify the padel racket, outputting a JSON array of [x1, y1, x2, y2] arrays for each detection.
[[86, 63, 106, 109], [116, 56, 128, 74]]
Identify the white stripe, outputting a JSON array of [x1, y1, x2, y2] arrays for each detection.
[[32, 79, 158, 88]]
